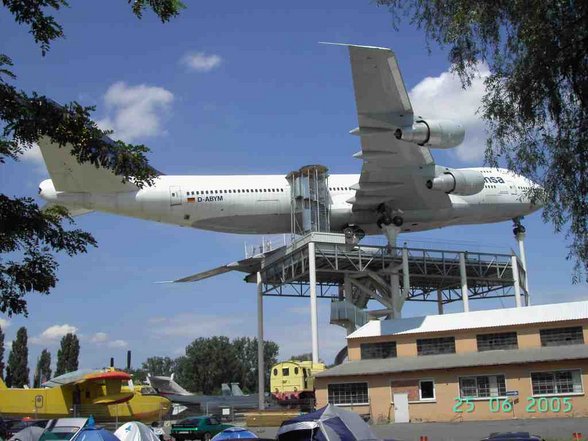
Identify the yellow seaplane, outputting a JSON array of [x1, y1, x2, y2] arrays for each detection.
[[0, 368, 171, 422]]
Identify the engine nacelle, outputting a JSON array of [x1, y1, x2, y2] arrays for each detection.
[[394, 119, 465, 149], [426, 169, 484, 196]]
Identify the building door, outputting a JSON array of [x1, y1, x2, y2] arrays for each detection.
[[393, 393, 409, 423], [169, 186, 182, 206]]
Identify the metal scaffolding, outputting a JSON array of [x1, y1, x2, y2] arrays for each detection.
[[249, 232, 528, 367]]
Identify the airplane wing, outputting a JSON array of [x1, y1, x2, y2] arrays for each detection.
[[43, 368, 131, 387], [170, 248, 282, 283], [343, 44, 452, 215]]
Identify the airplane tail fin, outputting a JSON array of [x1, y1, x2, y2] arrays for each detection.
[[221, 383, 232, 396], [37, 136, 139, 193], [230, 383, 244, 396]]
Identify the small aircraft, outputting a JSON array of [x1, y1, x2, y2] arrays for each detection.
[[37, 44, 541, 248], [146, 375, 263, 413], [0, 368, 171, 422]]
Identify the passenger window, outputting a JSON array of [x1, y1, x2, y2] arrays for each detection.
[[273, 368, 278, 376], [282, 368, 290, 376], [294, 367, 299, 375]]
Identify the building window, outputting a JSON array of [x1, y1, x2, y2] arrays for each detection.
[[419, 380, 435, 400], [417, 337, 456, 356], [328, 383, 368, 405], [531, 370, 583, 396], [540, 327, 584, 347], [360, 341, 397, 359], [477, 332, 518, 351], [459, 375, 506, 398]]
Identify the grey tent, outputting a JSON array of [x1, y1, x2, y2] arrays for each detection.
[[9, 426, 44, 441], [277, 405, 379, 441]]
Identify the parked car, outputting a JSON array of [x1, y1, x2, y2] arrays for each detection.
[[171, 417, 233, 441], [481, 433, 545, 441], [38, 418, 88, 441]]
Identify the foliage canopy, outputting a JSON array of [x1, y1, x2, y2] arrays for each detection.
[[6, 326, 29, 387], [0, 0, 184, 316], [377, 0, 588, 279]]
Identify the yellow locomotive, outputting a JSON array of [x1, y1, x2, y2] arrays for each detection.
[[270, 360, 326, 404]]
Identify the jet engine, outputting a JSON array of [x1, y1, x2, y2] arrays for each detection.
[[426, 169, 485, 196], [394, 119, 465, 149]]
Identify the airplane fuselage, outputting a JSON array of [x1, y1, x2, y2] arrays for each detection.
[[40, 167, 540, 235]]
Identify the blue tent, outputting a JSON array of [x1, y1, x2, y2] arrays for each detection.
[[277, 405, 378, 441], [211, 428, 258, 441], [71, 428, 119, 441]]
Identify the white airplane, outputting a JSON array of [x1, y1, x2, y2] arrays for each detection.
[[38, 44, 541, 246]]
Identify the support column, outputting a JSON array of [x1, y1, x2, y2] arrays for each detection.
[[390, 271, 401, 319], [402, 246, 410, 299], [515, 231, 530, 305], [343, 276, 355, 335], [511, 255, 522, 308], [308, 242, 320, 364], [437, 289, 444, 315], [256, 272, 265, 410], [459, 252, 470, 313]]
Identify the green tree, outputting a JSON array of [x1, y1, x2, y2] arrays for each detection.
[[175, 337, 279, 394], [142, 356, 176, 377], [33, 349, 52, 387], [55, 333, 79, 376], [7, 326, 29, 387], [176, 337, 240, 394], [0, 1, 185, 317], [377, 0, 588, 279], [0, 323, 4, 380], [232, 337, 279, 393]]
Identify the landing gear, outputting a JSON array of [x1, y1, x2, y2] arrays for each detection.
[[376, 204, 404, 229], [342, 225, 365, 245]]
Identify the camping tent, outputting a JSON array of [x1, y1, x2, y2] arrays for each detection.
[[114, 422, 161, 441], [9, 426, 44, 441], [211, 427, 258, 441], [71, 427, 119, 441], [277, 405, 378, 441]]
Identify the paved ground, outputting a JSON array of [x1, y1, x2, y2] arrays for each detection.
[[250, 417, 588, 441]]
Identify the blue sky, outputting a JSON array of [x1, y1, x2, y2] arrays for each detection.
[[0, 0, 585, 378]]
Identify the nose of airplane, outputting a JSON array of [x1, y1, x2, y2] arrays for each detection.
[[39, 179, 57, 201]]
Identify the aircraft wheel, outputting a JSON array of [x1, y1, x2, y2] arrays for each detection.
[[513, 225, 526, 236], [392, 216, 403, 227], [377, 215, 392, 229]]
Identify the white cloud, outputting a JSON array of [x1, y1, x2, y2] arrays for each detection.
[[19, 142, 43, 164], [180, 52, 222, 73], [107, 339, 128, 348], [31, 324, 77, 345], [89, 331, 127, 349], [97, 82, 174, 143], [409, 63, 490, 162], [0, 318, 10, 330], [90, 332, 108, 343]]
